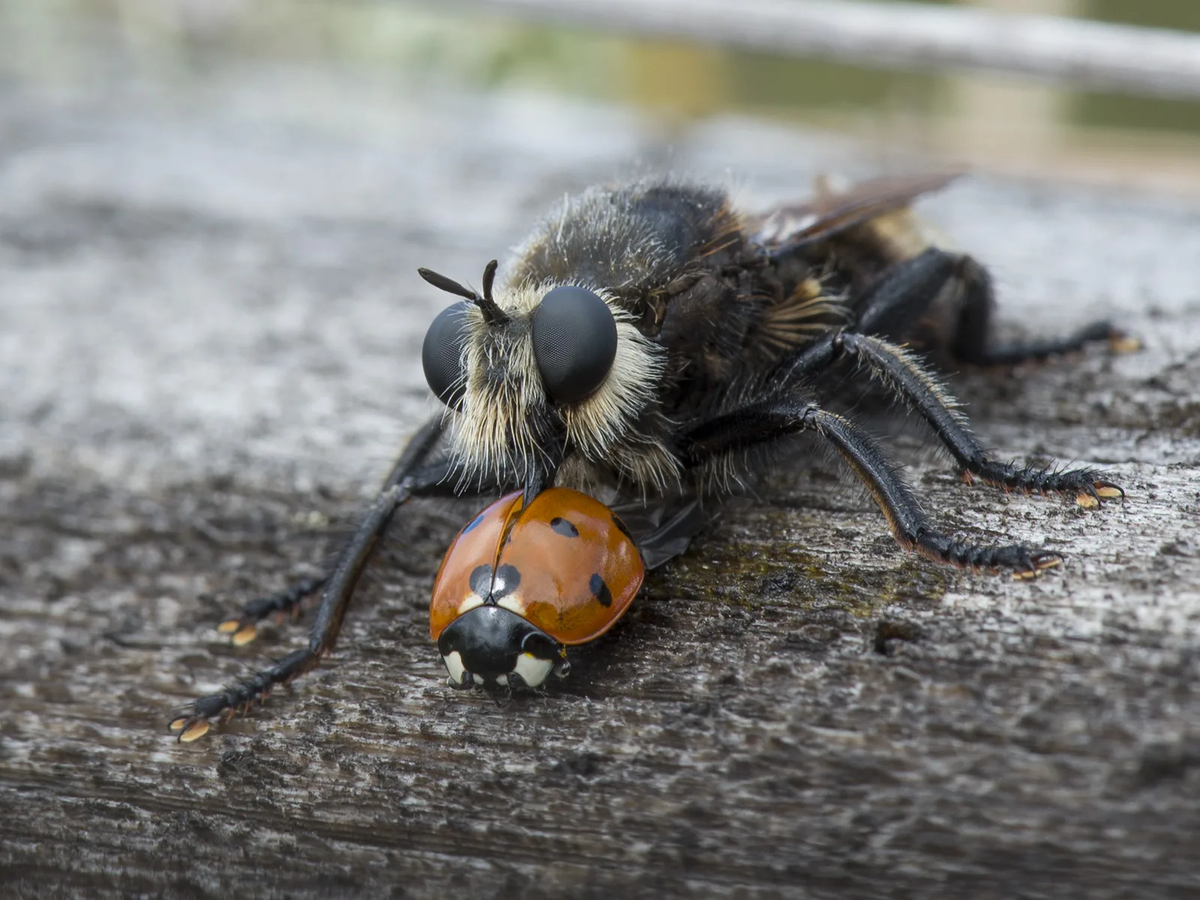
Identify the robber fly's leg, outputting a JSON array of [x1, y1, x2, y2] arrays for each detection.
[[853, 248, 1135, 361], [214, 417, 448, 645], [170, 463, 458, 741], [788, 332, 1123, 508], [216, 576, 330, 646], [853, 247, 961, 341], [683, 399, 1061, 576], [378, 415, 451, 490], [945, 254, 1137, 364], [170, 422, 457, 742]]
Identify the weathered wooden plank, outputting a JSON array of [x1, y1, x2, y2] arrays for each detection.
[[1, 69, 1199, 899]]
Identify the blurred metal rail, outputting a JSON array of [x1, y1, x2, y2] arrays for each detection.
[[408, 0, 1200, 100]]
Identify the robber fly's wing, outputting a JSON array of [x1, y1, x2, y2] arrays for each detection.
[[611, 496, 710, 571], [749, 171, 964, 250]]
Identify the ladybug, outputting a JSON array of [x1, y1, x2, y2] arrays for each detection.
[[430, 488, 645, 690]]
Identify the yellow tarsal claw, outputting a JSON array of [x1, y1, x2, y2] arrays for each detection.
[[179, 720, 211, 742], [1012, 556, 1062, 580], [232, 624, 258, 646], [1109, 334, 1142, 354], [1076, 493, 1101, 510]]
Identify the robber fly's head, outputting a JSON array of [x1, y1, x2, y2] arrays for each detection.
[[419, 260, 665, 493]]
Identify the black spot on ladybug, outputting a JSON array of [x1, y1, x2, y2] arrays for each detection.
[[461, 512, 486, 534], [469, 564, 493, 599], [589, 574, 613, 607], [492, 564, 521, 600], [611, 514, 634, 545], [550, 517, 580, 538]]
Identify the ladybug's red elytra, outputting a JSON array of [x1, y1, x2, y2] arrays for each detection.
[[430, 488, 645, 690]]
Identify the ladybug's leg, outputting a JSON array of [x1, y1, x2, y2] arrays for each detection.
[[787, 332, 1123, 508], [213, 417, 450, 645], [683, 398, 1061, 576], [170, 418, 461, 741], [851, 247, 1133, 362]]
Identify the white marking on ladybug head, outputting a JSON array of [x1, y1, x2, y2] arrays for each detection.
[[514, 652, 555, 688], [442, 650, 467, 686]]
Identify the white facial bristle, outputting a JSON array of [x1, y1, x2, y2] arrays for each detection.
[[445, 281, 680, 492]]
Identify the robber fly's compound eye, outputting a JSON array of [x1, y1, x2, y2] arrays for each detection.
[[530, 286, 618, 404], [422, 301, 473, 409]]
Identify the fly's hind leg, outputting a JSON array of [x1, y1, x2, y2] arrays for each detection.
[[853, 247, 1137, 363], [944, 254, 1138, 364], [821, 248, 1130, 506]]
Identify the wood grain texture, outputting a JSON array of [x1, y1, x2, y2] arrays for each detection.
[[1, 69, 1199, 900]]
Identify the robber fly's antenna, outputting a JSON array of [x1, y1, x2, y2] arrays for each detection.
[[418, 259, 509, 326], [480, 259, 499, 305], [473, 259, 506, 324]]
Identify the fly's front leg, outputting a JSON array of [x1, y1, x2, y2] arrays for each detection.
[[215, 575, 329, 647], [170, 418, 457, 741], [211, 418, 447, 646], [633, 498, 709, 571]]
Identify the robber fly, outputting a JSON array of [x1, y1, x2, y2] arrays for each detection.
[[171, 173, 1133, 739]]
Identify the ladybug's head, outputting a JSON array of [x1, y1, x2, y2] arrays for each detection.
[[436, 605, 568, 690]]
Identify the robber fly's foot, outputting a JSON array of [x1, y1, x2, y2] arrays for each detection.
[[964, 463, 1124, 511], [168, 648, 317, 742], [217, 617, 259, 646], [1073, 478, 1125, 510], [1108, 329, 1142, 355], [1009, 552, 1064, 580], [911, 531, 1063, 579], [168, 713, 212, 743], [216, 576, 328, 647]]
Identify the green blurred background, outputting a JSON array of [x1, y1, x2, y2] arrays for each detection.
[[1, 0, 1197, 188]]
